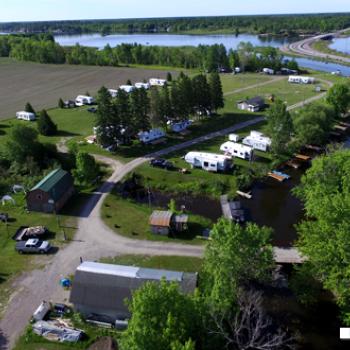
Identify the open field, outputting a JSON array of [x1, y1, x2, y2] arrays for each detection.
[[220, 73, 274, 92], [0, 58, 174, 120]]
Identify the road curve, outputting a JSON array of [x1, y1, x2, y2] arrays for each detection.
[[0, 80, 333, 349]]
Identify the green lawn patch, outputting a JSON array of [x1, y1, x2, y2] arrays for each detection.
[[220, 73, 273, 93]]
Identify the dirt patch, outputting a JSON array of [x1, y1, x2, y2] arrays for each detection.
[[0, 58, 175, 120]]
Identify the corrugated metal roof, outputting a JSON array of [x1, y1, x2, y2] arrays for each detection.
[[149, 210, 173, 227], [78, 262, 139, 278], [31, 168, 73, 201], [137, 268, 183, 281]]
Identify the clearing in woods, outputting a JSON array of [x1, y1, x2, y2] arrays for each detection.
[[0, 58, 175, 120]]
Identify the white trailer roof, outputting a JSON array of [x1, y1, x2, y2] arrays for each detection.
[[186, 151, 231, 162]]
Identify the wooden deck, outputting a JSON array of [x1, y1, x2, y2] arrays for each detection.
[[294, 154, 311, 161], [273, 247, 305, 264], [268, 172, 286, 182]]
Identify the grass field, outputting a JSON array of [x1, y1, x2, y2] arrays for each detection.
[[220, 73, 274, 92], [0, 58, 176, 120], [101, 255, 203, 273]]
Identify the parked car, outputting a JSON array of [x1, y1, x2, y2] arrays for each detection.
[[15, 239, 51, 254], [0, 213, 8, 223], [150, 158, 174, 170], [87, 107, 97, 113]]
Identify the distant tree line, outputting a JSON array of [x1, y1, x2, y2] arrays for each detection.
[[0, 34, 299, 72], [1, 13, 350, 35], [95, 71, 223, 147]]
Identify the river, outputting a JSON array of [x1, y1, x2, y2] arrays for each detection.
[[329, 36, 350, 54]]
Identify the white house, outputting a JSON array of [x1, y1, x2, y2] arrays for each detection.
[[16, 111, 36, 121], [237, 96, 265, 112], [242, 131, 271, 152], [263, 68, 274, 75], [184, 152, 233, 172], [108, 89, 118, 98], [229, 133, 241, 142], [149, 78, 167, 87], [168, 120, 192, 133], [220, 141, 254, 161], [138, 128, 166, 143], [119, 85, 135, 93], [288, 76, 315, 84], [134, 82, 150, 90], [75, 95, 95, 106]]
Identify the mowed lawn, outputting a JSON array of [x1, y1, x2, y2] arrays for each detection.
[[0, 58, 175, 120], [220, 72, 274, 92]]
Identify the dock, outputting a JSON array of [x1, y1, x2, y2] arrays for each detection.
[[334, 124, 348, 132], [339, 121, 350, 128], [273, 247, 305, 264], [220, 195, 245, 223], [268, 172, 286, 182], [236, 190, 252, 199], [294, 154, 311, 162]]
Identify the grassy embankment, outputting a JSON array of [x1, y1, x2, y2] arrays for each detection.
[[312, 39, 350, 60]]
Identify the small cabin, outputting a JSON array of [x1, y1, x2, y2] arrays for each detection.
[[288, 76, 315, 84], [16, 111, 36, 121], [138, 128, 166, 143], [242, 131, 271, 152], [237, 96, 265, 112], [149, 210, 188, 236], [220, 141, 254, 161], [149, 78, 167, 87], [134, 82, 150, 90], [184, 152, 233, 172]]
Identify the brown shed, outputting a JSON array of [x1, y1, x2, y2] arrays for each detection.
[[26, 168, 74, 213], [149, 210, 188, 235]]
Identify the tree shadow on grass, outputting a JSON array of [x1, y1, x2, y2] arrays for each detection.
[[55, 130, 80, 137]]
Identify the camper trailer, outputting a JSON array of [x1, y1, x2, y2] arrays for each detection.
[[184, 152, 232, 172], [242, 131, 271, 152], [134, 82, 150, 89], [220, 141, 254, 161], [229, 133, 241, 142], [263, 68, 274, 75], [138, 128, 166, 143], [169, 120, 191, 133], [16, 111, 36, 121], [108, 89, 118, 98], [149, 78, 167, 87], [288, 76, 315, 84], [119, 85, 135, 93], [75, 95, 95, 106]]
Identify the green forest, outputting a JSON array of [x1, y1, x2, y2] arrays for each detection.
[[1, 13, 350, 35]]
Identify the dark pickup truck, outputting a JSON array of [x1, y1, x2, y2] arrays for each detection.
[[15, 239, 51, 254]]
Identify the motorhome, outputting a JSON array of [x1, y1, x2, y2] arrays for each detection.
[[149, 78, 167, 87], [75, 95, 95, 106], [220, 141, 254, 161], [184, 152, 233, 172], [108, 89, 118, 97], [16, 111, 36, 121], [242, 131, 271, 152], [169, 120, 191, 133], [288, 76, 315, 84], [138, 128, 166, 143], [134, 82, 150, 89], [119, 85, 135, 93]]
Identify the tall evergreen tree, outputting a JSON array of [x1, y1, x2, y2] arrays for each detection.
[[208, 72, 224, 112], [37, 109, 57, 136], [192, 74, 211, 115], [24, 102, 35, 114], [150, 88, 166, 128], [130, 87, 151, 132]]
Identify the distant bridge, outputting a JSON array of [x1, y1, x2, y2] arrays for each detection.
[[273, 247, 305, 264]]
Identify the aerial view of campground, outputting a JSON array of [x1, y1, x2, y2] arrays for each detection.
[[1, 1, 350, 349]]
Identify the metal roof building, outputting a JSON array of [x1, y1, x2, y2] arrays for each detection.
[[69, 261, 197, 320]]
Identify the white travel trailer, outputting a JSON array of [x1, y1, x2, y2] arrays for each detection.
[[263, 68, 274, 75], [169, 120, 192, 133], [288, 76, 315, 84], [184, 152, 232, 172], [229, 133, 241, 142], [108, 89, 118, 98], [138, 128, 166, 143], [242, 131, 271, 152], [134, 82, 150, 89], [16, 111, 36, 121], [75, 95, 95, 106], [119, 85, 135, 93], [149, 78, 167, 87], [220, 141, 254, 161]]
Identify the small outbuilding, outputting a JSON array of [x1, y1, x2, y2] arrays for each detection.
[[149, 210, 188, 235], [26, 168, 74, 213], [237, 96, 265, 112]]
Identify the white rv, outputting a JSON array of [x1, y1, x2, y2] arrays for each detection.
[[16, 111, 36, 121], [135, 82, 150, 90], [108, 89, 118, 97], [242, 131, 271, 152], [138, 128, 166, 143], [149, 78, 167, 87], [75, 95, 95, 106], [220, 141, 254, 161], [263, 68, 274, 75], [288, 76, 315, 84], [184, 152, 232, 172], [229, 133, 241, 142], [169, 120, 192, 133], [119, 85, 135, 93]]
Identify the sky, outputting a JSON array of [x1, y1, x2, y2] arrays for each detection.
[[1, 0, 350, 22]]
